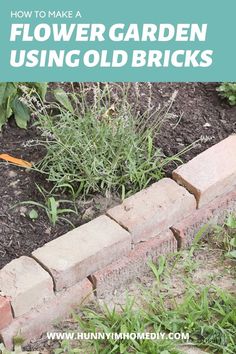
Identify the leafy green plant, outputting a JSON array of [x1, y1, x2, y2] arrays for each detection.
[[34, 85, 183, 199], [224, 215, 236, 259], [0, 82, 47, 129], [179, 224, 210, 274], [53, 87, 74, 113], [212, 214, 236, 260], [28, 209, 39, 220], [14, 184, 78, 227], [217, 83, 236, 106]]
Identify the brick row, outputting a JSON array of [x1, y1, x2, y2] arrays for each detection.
[[107, 178, 196, 243]]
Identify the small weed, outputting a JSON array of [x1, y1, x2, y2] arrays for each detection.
[[180, 224, 210, 274], [13, 184, 78, 227], [211, 214, 236, 260], [28, 209, 39, 220], [147, 255, 166, 284]]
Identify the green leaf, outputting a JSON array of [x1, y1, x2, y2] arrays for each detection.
[[119, 342, 127, 353], [32, 82, 48, 100], [54, 349, 64, 354], [121, 184, 126, 201], [218, 83, 236, 106], [0, 83, 17, 126], [0, 83, 17, 106], [0, 105, 7, 129], [226, 250, 236, 259], [120, 323, 127, 333], [48, 197, 58, 226], [229, 237, 236, 247], [0, 83, 7, 106], [6, 96, 13, 119], [148, 256, 166, 283], [147, 134, 153, 158], [189, 223, 209, 256], [11, 96, 30, 129], [28, 209, 39, 220], [54, 88, 74, 113], [4, 83, 17, 105], [226, 214, 236, 229]]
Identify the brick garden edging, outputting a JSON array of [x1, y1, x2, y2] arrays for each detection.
[[0, 135, 236, 349]]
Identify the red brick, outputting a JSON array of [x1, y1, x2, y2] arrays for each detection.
[[0, 256, 54, 318], [0, 279, 93, 349], [32, 215, 131, 291], [107, 178, 196, 243], [89, 230, 177, 297], [171, 189, 236, 248], [0, 297, 13, 330], [173, 135, 236, 208]]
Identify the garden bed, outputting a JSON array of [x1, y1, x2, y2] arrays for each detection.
[[0, 82, 235, 269]]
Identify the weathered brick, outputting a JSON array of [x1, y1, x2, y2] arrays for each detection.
[[0, 297, 13, 330], [0, 256, 54, 317], [32, 215, 131, 291], [173, 135, 236, 208], [0, 279, 93, 349], [89, 230, 177, 298], [171, 189, 236, 248], [107, 178, 196, 243]]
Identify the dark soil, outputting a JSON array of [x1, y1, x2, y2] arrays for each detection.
[[0, 82, 235, 269], [150, 82, 236, 161]]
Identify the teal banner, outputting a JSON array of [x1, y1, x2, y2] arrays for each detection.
[[0, 0, 235, 82]]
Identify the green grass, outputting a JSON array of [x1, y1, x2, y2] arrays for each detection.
[[210, 214, 236, 260], [34, 85, 182, 199], [146, 285, 236, 354], [56, 297, 182, 354], [54, 248, 236, 354], [55, 281, 236, 354]]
